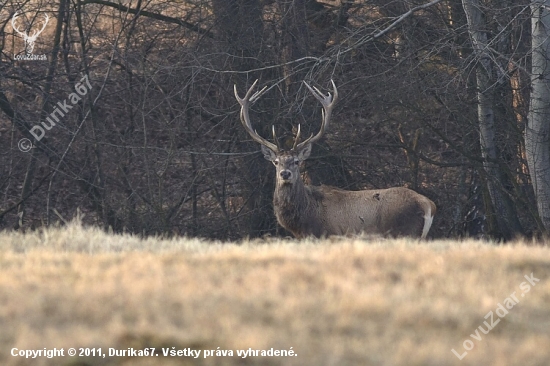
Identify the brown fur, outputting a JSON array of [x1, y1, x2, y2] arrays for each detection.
[[273, 174, 436, 238]]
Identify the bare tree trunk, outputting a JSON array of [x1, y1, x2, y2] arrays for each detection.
[[19, 0, 68, 228], [212, 0, 276, 237], [526, 1, 550, 232], [462, 0, 522, 239]]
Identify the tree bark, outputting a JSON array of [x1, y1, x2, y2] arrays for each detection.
[[212, 0, 277, 237], [462, 0, 523, 239], [526, 1, 550, 232]]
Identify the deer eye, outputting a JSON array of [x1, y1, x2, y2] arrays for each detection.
[[294, 160, 300, 165], [274, 159, 279, 165]]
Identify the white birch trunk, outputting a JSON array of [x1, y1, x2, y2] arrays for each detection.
[[527, 1, 550, 231], [462, 0, 520, 238]]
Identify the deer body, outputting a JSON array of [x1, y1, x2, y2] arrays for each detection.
[[234, 80, 436, 239], [274, 182, 435, 238]]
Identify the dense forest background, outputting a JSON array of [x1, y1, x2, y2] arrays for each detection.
[[1, 0, 549, 240]]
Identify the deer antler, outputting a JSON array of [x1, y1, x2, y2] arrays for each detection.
[[11, 12, 26, 38], [294, 80, 338, 151], [234, 80, 279, 152], [29, 13, 49, 38], [11, 12, 49, 54]]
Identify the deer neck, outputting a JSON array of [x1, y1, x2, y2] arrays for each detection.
[[274, 179, 309, 208], [273, 178, 320, 237]]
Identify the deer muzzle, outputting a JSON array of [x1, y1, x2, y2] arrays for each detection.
[[280, 170, 292, 181]]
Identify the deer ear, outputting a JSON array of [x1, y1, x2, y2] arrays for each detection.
[[261, 145, 277, 161], [297, 143, 312, 161]]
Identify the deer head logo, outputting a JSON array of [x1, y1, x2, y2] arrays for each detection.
[[11, 11, 49, 55]]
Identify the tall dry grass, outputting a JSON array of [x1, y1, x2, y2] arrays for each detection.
[[0, 223, 549, 366]]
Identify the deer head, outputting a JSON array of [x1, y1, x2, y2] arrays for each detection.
[[234, 80, 338, 186], [11, 11, 49, 55]]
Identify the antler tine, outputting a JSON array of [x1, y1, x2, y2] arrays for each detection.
[[303, 79, 338, 109], [31, 13, 49, 37], [295, 80, 338, 150], [11, 12, 26, 37], [292, 124, 303, 150], [272, 125, 281, 150], [234, 80, 278, 152]]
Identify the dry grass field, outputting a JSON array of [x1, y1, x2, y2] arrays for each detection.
[[1, 223, 549, 366]]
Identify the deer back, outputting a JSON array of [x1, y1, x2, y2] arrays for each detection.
[[314, 186, 435, 237]]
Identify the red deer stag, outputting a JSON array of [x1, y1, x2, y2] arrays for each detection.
[[234, 80, 436, 239]]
